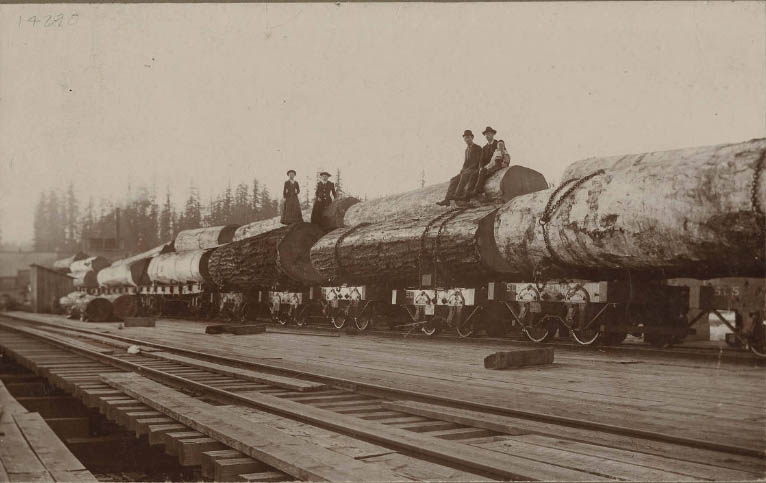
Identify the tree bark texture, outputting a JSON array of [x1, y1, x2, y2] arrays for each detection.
[[233, 197, 360, 241], [208, 222, 325, 290], [561, 138, 766, 181], [97, 259, 152, 287], [53, 252, 88, 272], [341, 165, 548, 227], [174, 225, 240, 252], [104, 294, 139, 319], [310, 205, 508, 286], [147, 249, 212, 285], [494, 142, 766, 280]]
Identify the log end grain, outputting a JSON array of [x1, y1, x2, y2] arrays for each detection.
[[83, 298, 113, 323], [322, 197, 360, 229], [278, 223, 326, 285], [497, 165, 549, 202], [483, 347, 554, 369]]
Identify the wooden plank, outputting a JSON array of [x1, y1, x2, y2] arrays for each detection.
[[123, 317, 155, 328], [12, 412, 96, 480], [101, 373, 412, 481], [0, 420, 50, 478], [483, 347, 555, 369], [176, 438, 228, 466], [161, 431, 204, 455], [147, 351, 325, 392], [103, 372, 608, 481], [383, 400, 764, 480], [200, 450, 247, 478], [235, 471, 289, 482], [215, 458, 270, 481]]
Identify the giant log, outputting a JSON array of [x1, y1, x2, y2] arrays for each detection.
[[104, 294, 140, 319], [97, 259, 151, 287], [174, 225, 240, 252], [342, 166, 548, 227], [493, 140, 766, 280], [111, 242, 174, 266], [59, 293, 112, 322], [146, 249, 213, 285], [561, 138, 766, 181], [71, 270, 98, 289], [53, 252, 88, 272], [208, 222, 325, 290], [310, 205, 510, 286], [233, 197, 360, 241], [69, 256, 110, 273]]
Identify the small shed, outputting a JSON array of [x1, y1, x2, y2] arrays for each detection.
[[29, 264, 75, 314]]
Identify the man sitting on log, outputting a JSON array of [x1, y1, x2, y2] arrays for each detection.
[[468, 130, 512, 199], [436, 129, 483, 206]]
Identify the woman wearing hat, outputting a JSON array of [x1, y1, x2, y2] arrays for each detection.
[[281, 169, 304, 225], [311, 171, 337, 224]]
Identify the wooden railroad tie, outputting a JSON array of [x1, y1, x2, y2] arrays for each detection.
[[483, 347, 554, 370], [205, 324, 266, 335], [122, 317, 156, 328]]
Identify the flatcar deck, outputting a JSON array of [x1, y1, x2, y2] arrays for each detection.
[[0, 311, 763, 481]]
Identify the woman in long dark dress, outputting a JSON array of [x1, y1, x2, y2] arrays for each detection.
[[281, 169, 304, 225], [311, 171, 337, 224]]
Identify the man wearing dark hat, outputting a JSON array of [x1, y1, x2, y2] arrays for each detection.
[[311, 171, 337, 224], [466, 126, 500, 198], [436, 130, 483, 206]]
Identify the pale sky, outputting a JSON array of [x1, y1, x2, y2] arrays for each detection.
[[1, 2, 765, 244]]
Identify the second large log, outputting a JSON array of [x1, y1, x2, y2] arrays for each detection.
[[310, 205, 511, 286], [208, 222, 325, 289]]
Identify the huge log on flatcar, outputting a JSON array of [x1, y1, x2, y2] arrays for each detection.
[[53, 252, 88, 272], [59, 292, 112, 322], [310, 205, 510, 286], [71, 270, 98, 289], [69, 256, 110, 273], [494, 140, 766, 280], [146, 249, 213, 285], [342, 166, 548, 227], [560, 138, 766, 181], [111, 242, 174, 266], [233, 198, 360, 241], [97, 259, 152, 287], [103, 293, 140, 319], [208, 222, 325, 289], [174, 225, 240, 252]]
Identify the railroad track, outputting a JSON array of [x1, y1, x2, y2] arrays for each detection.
[[0, 316, 763, 482]]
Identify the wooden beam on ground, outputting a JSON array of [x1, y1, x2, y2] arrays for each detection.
[[101, 373, 410, 482], [103, 373, 607, 481], [146, 351, 325, 392], [483, 347, 555, 369]]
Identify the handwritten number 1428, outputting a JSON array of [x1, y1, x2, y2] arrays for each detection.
[[19, 13, 79, 27]]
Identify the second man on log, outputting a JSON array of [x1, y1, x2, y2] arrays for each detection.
[[311, 171, 337, 224]]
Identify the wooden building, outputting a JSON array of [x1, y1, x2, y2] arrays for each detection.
[[29, 264, 74, 314]]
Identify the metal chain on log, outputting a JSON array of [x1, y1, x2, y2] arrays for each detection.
[[538, 169, 605, 269], [418, 209, 464, 288], [331, 222, 371, 283], [432, 207, 472, 287], [751, 150, 766, 257]]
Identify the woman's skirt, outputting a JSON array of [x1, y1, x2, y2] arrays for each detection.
[[280, 196, 304, 224]]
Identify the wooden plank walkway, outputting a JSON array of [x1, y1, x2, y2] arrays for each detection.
[[4, 312, 765, 480], [0, 380, 97, 482]]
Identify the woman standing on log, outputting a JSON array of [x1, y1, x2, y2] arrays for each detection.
[[281, 170, 304, 225], [311, 171, 337, 224]]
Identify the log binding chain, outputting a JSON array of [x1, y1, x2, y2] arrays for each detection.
[[331, 222, 371, 283], [538, 169, 606, 270], [416, 207, 471, 289]]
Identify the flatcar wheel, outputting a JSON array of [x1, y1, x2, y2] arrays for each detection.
[[748, 317, 766, 358], [570, 327, 601, 345], [422, 316, 443, 337], [331, 314, 347, 330], [355, 314, 373, 331], [522, 314, 554, 343], [455, 318, 474, 338]]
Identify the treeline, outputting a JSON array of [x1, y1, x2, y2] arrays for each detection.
[[33, 172, 348, 252]]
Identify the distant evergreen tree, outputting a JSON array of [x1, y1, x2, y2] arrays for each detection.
[[180, 184, 202, 230], [46, 190, 65, 251], [259, 186, 275, 219], [335, 168, 343, 197], [33, 192, 48, 251], [159, 189, 173, 243], [221, 183, 233, 224], [251, 178, 260, 220], [64, 182, 79, 251]]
